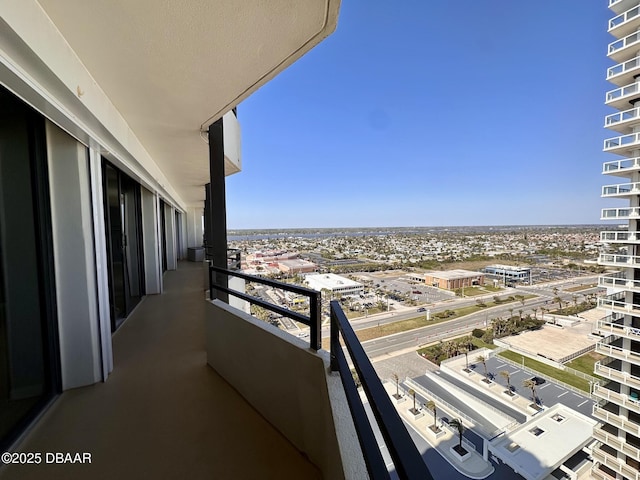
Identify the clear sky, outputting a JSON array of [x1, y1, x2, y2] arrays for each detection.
[[226, 1, 613, 229]]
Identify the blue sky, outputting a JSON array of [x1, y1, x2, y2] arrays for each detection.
[[226, 1, 613, 229]]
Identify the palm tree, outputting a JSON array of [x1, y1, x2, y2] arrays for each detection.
[[476, 355, 488, 379], [408, 388, 417, 413], [426, 400, 437, 430], [500, 370, 512, 392], [392, 373, 400, 399], [449, 418, 466, 454], [553, 296, 563, 313], [523, 378, 537, 404]]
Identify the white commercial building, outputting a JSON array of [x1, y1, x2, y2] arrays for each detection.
[[305, 273, 365, 296], [596, 1, 640, 479]]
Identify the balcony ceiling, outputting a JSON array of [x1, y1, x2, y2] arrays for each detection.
[[35, 0, 340, 206]]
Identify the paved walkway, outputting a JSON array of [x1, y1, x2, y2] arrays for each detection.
[[385, 383, 495, 479]]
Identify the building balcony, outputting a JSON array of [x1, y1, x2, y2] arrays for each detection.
[[598, 253, 640, 267], [600, 231, 640, 243], [599, 273, 640, 294], [608, 31, 640, 62], [610, 0, 640, 16], [605, 106, 640, 133], [0, 262, 368, 480], [603, 157, 640, 176], [601, 206, 640, 220], [596, 358, 640, 390], [609, 4, 640, 38], [605, 83, 640, 110], [594, 424, 640, 462], [596, 335, 640, 368], [602, 181, 640, 197], [598, 294, 640, 320], [593, 442, 640, 480], [593, 383, 640, 414], [608, 55, 640, 87], [596, 316, 640, 343], [593, 400, 640, 437]]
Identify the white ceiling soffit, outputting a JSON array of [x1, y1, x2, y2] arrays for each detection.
[[36, 0, 340, 206]]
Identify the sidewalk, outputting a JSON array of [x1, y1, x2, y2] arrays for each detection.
[[384, 383, 495, 480]]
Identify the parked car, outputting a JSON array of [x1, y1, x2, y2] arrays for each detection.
[[530, 376, 546, 385], [417, 307, 426, 312]]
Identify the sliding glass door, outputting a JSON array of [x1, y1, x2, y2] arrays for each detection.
[[0, 86, 59, 450], [102, 162, 145, 332]]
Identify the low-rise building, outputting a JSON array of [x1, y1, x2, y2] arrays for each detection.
[[277, 259, 317, 274], [484, 265, 531, 285], [423, 269, 484, 290], [305, 273, 364, 296]]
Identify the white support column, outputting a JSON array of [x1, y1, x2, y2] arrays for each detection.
[[46, 121, 105, 388], [186, 206, 204, 249], [141, 187, 162, 294], [164, 204, 177, 270], [88, 146, 113, 380]]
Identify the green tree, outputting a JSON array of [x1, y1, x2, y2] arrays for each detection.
[[476, 355, 488, 379], [392, 373, 400, 399], [523, 378, 537, 404], [408, 388, 417, 413], [426, 400, 437, 430], [499, 370, 512, 392], [449, 418, 465, 453]]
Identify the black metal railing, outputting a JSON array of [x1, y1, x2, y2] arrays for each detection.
[[330, 300, 434, 480], [203, 245, 241, 270], [208, 264, 321, 350], [207, 264, 434, 479]]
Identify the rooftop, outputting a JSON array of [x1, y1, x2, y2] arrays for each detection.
[[424, 269, 483, 280]]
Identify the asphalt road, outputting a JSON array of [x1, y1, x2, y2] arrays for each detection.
[[358, 276, 601, 359]]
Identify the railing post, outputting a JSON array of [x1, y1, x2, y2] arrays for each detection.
[[310, 291, 321, 351], [330, 302, 338, 372], [208, 260, 214, 301]]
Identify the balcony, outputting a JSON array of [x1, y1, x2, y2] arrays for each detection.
[[610, 0, 640, 16], [600, 230, 640, 243], [596, 335, 640, 366], [605, 83, 640, 110], [593, 400, 640, 436], [596, 358, 640, 390], [609, 5, 640, 38], [601, 206, 640, 220], [593, 383, 640, 414], [593, 442, 640, 480], [0, 262, 328, 479], [597, 317, 640, 342], [602, 181, 640, 197], [599, 273, 640, 293], [608, 31, 640, 63], [598, 292, 640, 317], [598, 253, 640, 267], [603, 157, 640, 176], [605, 106, 640, 133], [593, 424, 640, 462], [608, 56, 640, 87]]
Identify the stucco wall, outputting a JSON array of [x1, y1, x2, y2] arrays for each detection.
[[205, 300, 367, 480]]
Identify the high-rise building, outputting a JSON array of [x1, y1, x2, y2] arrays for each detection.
[[594, 1, 640, 478]]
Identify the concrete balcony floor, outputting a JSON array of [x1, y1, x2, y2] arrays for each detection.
[[0, 261, 320, 480]]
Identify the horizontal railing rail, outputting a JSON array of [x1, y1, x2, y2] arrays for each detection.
[[603, 156, 640, 173], [208, 263, 321, 350], [330, 300, 434, 480]]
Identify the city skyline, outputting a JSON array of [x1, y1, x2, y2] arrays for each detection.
[[227, 1, 613, 229]]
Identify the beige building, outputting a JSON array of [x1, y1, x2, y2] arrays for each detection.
[[423, 269, 484, 290], [277, 259, 317, 274]]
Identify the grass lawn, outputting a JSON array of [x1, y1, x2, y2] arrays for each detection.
[[483, 285, 503, 292], [498, 350, 591, 392], [564, 283, 597, 292], [470, 337, 497, 350], [566, 351, 605, 380], [459, 287, 487, 297]]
